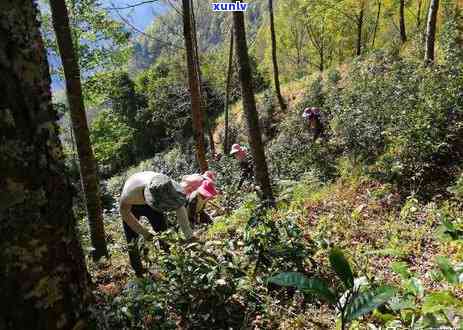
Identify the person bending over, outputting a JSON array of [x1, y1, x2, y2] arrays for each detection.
[[120, 171, 216, 276]]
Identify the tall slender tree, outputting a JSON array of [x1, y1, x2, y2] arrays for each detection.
[[425, 0, 440, 65], [268, 0, 286, 110], [190, 0, 214, 155], [182, 0, 208, 171], [400, 0, 408, 43], [233, 11, 274, 205], [372, 0, 382, 47], [417, 0, 423, 28], [1, 1, 92, 328], [356, 0, 366, 56], [49, 0, 108, 261], [224, 28, 234, 155]]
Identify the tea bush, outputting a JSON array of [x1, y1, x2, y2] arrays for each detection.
[[329, 52, 463, 196]]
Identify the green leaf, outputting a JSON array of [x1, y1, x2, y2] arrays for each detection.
[[391, 261, 412, 280], [329, 248, 354, 289], [422, 291, 461, 314], [345, 286, 396, 322], [267, 272, 337, 304], [405, 277, 424, 298], [436, 256, 459, 284]]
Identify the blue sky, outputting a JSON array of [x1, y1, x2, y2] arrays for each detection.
[[105, 0, 167, 31]]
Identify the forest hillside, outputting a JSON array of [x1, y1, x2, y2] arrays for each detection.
[[2, 0, 463, 329]]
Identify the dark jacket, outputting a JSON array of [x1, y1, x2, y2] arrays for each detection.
[[238, 155, 254, 189]]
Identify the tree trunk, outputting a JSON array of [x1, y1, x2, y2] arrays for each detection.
[[233, 11, 274, 205], [356, 1, 365, 56], [208, 126, 216, 155], [417, 0, 423, 28], [400, 0, 408, 43], [182, 0, 208, 171], [224, 29, 234, 155], [319, 44, 325, 72], [0, 1, 92, 329], [190, 0, 215, 156], [425, 0, 440, 65], [372, 0, 382, 47], [49, 0, 108, 261], [268, 0, 286, 110]]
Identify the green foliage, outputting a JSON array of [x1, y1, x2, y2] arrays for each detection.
[[40, 0, 130, 92], [328, 52, 463, 196], [329, 248, 355, 289], [440, 1, 463, 65], [268, 248, 395, 329], [447, 172, 463, 200], [437, 207, 463, 241], [385, 258, 463, 329], [345, 286, 396, 322], [90, 108, 135, 170], [436, 256, 461, 284], [135, 57, 223, 146], [244, 204, 315, 274], [267, 272, 337, 304]]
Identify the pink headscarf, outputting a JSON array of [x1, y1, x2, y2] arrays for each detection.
[[196, 179, 219, 201], [181, 174, 204, 196], [181, 171, 217, 197], [230, 143, 247, 161]]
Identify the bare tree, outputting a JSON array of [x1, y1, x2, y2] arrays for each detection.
[[1, 1, 92, 328], [372, 0, 382, 47], [189, 0, 216, 155], [268, 0, 286, 110], [233, 11, 274, 205], [417, 0, 423, 28], [425, 0, 440, 65], [49, 0, 108, 261], [224, 29, 234, 155], [400, 0, 408, 43], [182, 0, 208, 171], [356, 0, 366, 56], [306, 16, 332, 72]]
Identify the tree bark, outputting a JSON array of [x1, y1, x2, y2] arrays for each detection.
[[182, 0, 208, 171], [356, 1, 365, 56], [0, 1, 92, 329], [400, 0, 408, 43], [49, 0, 108, 261], [425, 0, 440, 65], [190, 0, 215, 156], [233, 11, 274, 205], [320, 28, 325, 72], [417, 0, 423, 28], [224, 29, 234, 155], [268, 0, 286, 110], [372, 0, 382, 48]]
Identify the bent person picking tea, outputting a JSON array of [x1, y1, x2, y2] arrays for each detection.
[[119, 171, 218, 276]]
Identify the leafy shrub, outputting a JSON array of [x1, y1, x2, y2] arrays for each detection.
[[329, 52, 463, 196], [90, 108, 135, 173], [244, 204, 315, 274], [267, 105, 339, 182], [268, 248, 395, 330], [299, 75, 326, 109], [385, 259, 463, 329]]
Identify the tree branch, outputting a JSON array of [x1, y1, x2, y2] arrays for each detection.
[[105, 0, 159, 10], [112, 5, 184, 50]]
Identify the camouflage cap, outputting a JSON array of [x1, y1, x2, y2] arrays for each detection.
[[144, 173, 187, 212]]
